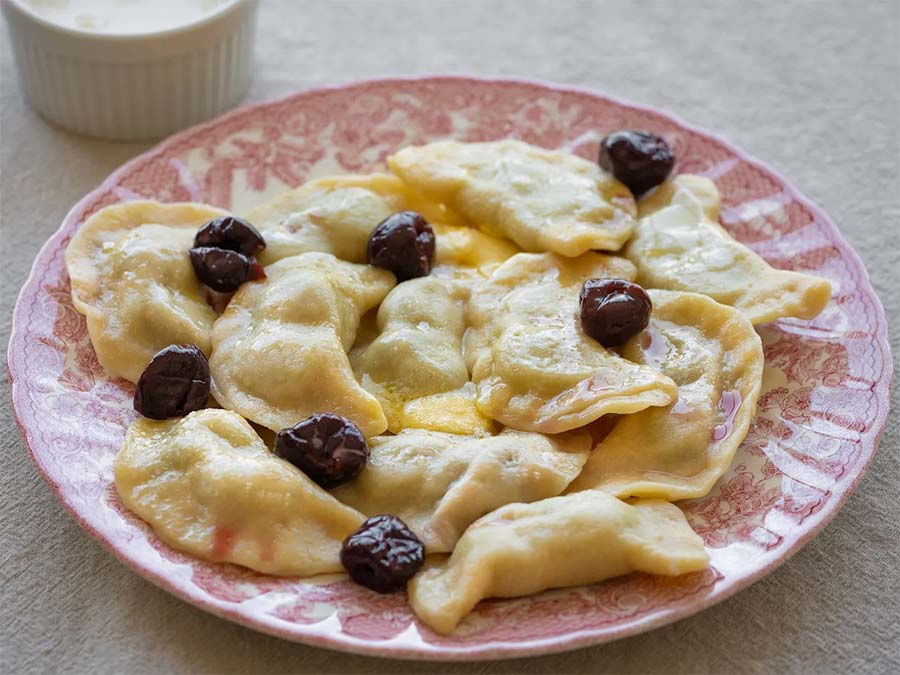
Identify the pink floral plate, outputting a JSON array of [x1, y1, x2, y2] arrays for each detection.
[[7, 76, 892, 660]]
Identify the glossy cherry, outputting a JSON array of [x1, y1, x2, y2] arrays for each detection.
[[133, 344, 210, 419], [189, 246, 251, 293], [598, 130, 675, 196], [366, 211, 435, 281], [340, 515, 425, 593], [274, 413, 368, 489], [194, 216, 266, 256], [579, 278, 652, 347]]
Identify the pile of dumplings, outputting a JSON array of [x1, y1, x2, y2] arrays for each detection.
[[65, 138, 831, 635]]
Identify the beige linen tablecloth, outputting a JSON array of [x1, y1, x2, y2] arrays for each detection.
[[2, 1, 898, 673]]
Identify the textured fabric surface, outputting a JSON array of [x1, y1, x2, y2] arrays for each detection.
[[1, 1, 898, 673]]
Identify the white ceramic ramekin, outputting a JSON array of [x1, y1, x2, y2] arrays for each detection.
[[2, 0, 259, 141]]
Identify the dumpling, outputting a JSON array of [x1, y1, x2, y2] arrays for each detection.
[[331, 429, 472, 548], [114, 409, 365, 576], [428, 429, 591, 550], [395, 384, 495, 436], [637, 173, 721, 221], [566, 290, 764, 499], [627, 174, 832, 324], [246, 173, 468, 265], [350, 277, 492, 433], [246, 174, 403, 265], [65, 201, 225, 382], [431, 221, 520, 272], [465, 252, 679, 433], [209, 252, 395, 436], [331, 428, 590, 553], [426, 221, 521, 300], [408, 490, 709, 635], [387, 140, 636, 256]]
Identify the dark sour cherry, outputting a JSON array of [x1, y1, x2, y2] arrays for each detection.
[[189, 246, 251, 293], [579, 278, 652, 347], [340, 515, 425, 593], [366, 211, 435, 281], [274, 413, 368, 489], [194, 216, 266, 256], [133, 344, 210, 419], [598, 130, 675, 197]]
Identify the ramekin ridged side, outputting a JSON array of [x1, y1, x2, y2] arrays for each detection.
[[2, 0, 259, 141]]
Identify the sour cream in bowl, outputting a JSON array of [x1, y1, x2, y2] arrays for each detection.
[[2, 0, 260, 140]]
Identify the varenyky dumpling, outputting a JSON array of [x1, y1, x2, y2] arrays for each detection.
[[428, 221, 521, 296], [627, 174, 832, 324], [408, 490, 709, 634], [387, 140, 636, 256], [65, 201, 226, 382], [331, 428, 590, 552], [410, 221, 520, 301], [428, 429, 590, 550], [209, 252, 395, 436], [637, 173, 722, 222], [465, 252, 679, 433], [567, 290, 764, 499], [350, 277, 493, 434], [393, 384, 496, 436], [114, 409, 365, 576], [431, 221, 520, 272], [331, 430, 471, 548], [246, 173, 470, 266]]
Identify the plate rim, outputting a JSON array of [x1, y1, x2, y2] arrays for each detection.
[[6, 74, 894, 661]]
